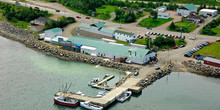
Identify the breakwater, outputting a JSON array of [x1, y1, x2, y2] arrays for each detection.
[[0, 22, 140, 72], [137, 65, 172, 88], [183, 60, 220, 78]]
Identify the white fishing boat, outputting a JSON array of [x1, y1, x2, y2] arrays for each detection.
[[88, 78, 99, 86], [80, 101, 103, 110], [117, 91, 132, 102]]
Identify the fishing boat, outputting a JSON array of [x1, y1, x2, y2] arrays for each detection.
[[54, 95, 79, 107], [80, 101, 103, 110], [88, 78, 99, 86], [117, 91, 132, 102]]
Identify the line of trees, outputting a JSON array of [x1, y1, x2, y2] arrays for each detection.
[[44, 17, 76, 30], [0, 2, 50, 22], [201, 16, 220, 36], [153, 36, 176, 49]]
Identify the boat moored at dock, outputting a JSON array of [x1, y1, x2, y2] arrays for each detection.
[[117, 91, 132, 102], [80, 101, 103, 110], [54, 96, 79, 107]]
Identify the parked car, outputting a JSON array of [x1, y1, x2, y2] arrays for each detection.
[[161, 34, 164, 36], [205, 41, 212, 44], [155, 67, 160, 70], [56, 10, 60, 12], [76, 16, 81, 19], [189, 37, 195, 40], [181, 36, 185, 40], [184, 53, 191, 57], [154, 33, 157, 35], [180, 44, 185, 48], [216, 39, 220, 42], [35, 7, 40, 10], [145, 32, 150, 36], [172, 46, 178, 49], [134, 72, 139, 76], [85, 16, 90, 19]]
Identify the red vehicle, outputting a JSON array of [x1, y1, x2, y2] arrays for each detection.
[[85, 16, 90, 19], [216, 39, 220, 42], [76, 16, 81, 19], [35, 7, 39, 10], [172, 46, 178, 49], [206, 41, 212, 44]]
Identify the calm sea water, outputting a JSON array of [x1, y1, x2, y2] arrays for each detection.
[[0, 36, 220, 110]]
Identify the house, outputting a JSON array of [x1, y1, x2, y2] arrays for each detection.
[[177, 4, 197, 16], [30, 17, 52, 26], [79, 23, 115, 37], [199, 9, 218, 17], [67, 36, 156, 65], [113, 30, 137, 43], [186, 15, 203, 23], [204, 57, 220, 67], [157, 5, 167, 12], [44, 28, 62, 42], [157, 12, 170, 19]]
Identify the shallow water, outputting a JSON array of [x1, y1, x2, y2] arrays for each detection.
[[0, 36, 220, 110]]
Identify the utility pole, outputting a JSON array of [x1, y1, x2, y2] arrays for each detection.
[[120, 13, 122, 28]]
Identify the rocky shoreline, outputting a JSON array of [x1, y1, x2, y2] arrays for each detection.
[[183, 60, 220, 78], [0, 22, 140, 72], [137, 65, 173, 88]]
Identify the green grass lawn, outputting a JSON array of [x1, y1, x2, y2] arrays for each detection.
[[195, 42, 220, 58], [95, 5, 117, 20], [0, 13, 5, 21], [169, 19, 196, 33], [10, 21, 30, 29], [211, 26, 220, 37], [139, 18, 174, 28], [134, 38, 146, 45]]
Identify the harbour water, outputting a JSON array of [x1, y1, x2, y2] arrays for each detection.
[[0, 36, 220, 110]]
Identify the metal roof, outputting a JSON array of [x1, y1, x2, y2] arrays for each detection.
[[67, 35, 150, 59], [200, 9, 218, 13], [91, 23, 105, 28], [114, 30, 135, 36], [158, 12, 170, 16], [50, 28, 62, 33], [160, 5, 167, 9], [187, 15, 201, 19], [204, 57, 220, 64], [100, 27, 115, 34], [179, 4, 197, 11], [51, 36, 68, 42], [79, 23, 90, 28]]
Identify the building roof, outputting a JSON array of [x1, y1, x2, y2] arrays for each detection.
[[100, 27, 115, 34], [50, 28, 62, 33], [158, 12, 170, 16], [91, 23, 105, 28], [51, 36, 68, 42], [187, 15, 201, 19], [158, 5, 167, 9], [200, 9, 218, 13], [67, 35, 151, 59], [204, 57, 220, 64], [114, 30, 135, 36], [34, 17, 52, 23], [179, 4, 197, 11], [79, 23, 90, 28]]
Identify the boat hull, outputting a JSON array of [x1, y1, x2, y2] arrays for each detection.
[[54, 97, 79, 107]]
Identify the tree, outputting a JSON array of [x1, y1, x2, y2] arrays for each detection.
[[131, 4, 139, 9], [145, 36, 153, 49], [165, 37, 176, 47], [153, 36, 165, 47], [169, 22, 176, 30], [115, 8, 125, 20]]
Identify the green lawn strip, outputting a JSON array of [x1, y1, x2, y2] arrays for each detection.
[[175, 20, 196, 32], [10, 21, 30, 29], [175, 39, 187, 47], [211, 26, 220, 37], [116, 40, 129, 45], [134, 38, 147, 45], [139, 18, 174, 28], [96, 5, 116, 14], [194, 42, 220, 59]]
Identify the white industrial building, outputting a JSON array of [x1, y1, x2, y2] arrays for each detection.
[[44, 28, 62, 42], [157, 12, 170, 19], [199, 9, 218, 17], [177, 4, 197, 16], [113, 30, 137, 43], [67, 36, 156, 65]]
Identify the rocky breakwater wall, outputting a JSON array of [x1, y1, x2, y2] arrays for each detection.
[[137, 65, 172, 88], [0, 22, 140, 72], [183, 60, 220, 77]]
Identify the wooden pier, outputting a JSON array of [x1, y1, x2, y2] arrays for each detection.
[[91, 75, 115, 90]]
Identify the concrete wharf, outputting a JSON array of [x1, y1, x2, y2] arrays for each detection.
[[91, 75, 115, 90]]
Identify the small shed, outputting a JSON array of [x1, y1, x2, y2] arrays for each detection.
[[199, 9, 218, 17], [157, 5, 167, 12], [157, 12, 170, 19], [204, 57, 220, 67]]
